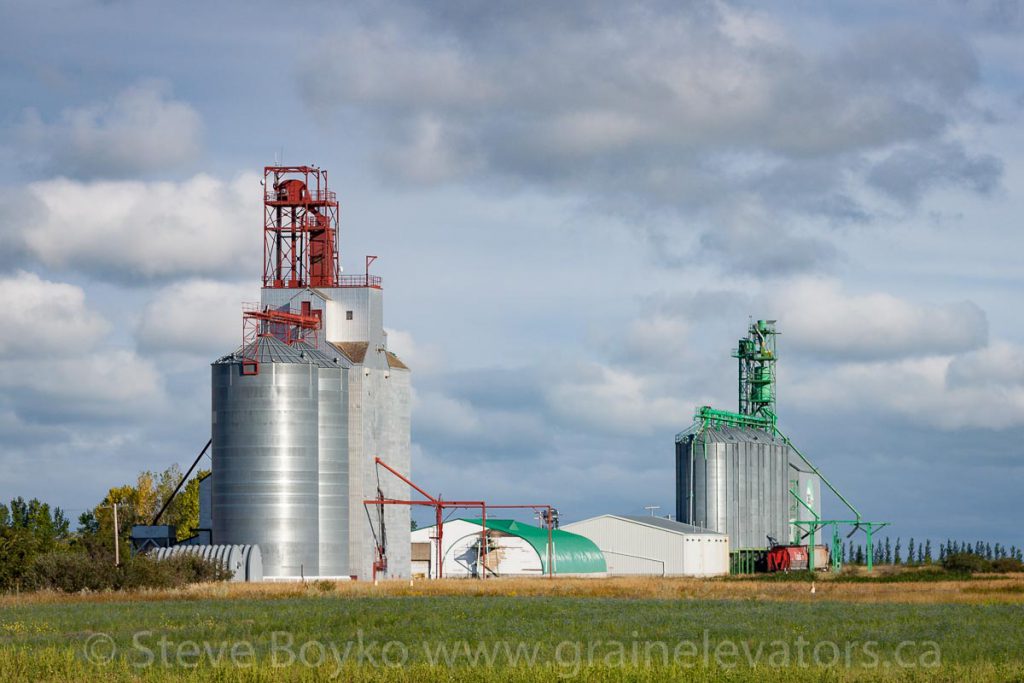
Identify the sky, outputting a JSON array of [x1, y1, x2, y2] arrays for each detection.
[[0, 0, 1022, 547]]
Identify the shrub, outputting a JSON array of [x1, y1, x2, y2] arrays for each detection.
[[28, 551, 116, 592], [120, 553, 232, 589], [27, 551, 231, 592], [991, 557, 1024, 573], [942, 552, 992, 573], [119, 555, 182, 590]]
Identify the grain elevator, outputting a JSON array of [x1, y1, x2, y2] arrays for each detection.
[[207, 165, 411, 579], [675, 320, 887, 572]]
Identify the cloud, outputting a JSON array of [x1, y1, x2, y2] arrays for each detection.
[[384, 327, 442, 374], [412, 387, 548, 458], [297, 2, 998, 231], [136, 279, 257, 356], [18, 81, 203, 178], [867, 141, 1003, 204], [946, 341, 1024, 389], [0, 173, 261, 282], [0, 271, 109, 357], [376, 115, 483, 185], [695, 198, 839, 274], [298, 23, 496, 113], [777, 278, 988, 360], [414, 389, 481, 438], [0, 271, 165, 423], [644, 288, 751, 322], [0, 351, 165, 423], [788, 345, 1024, 430], [618, 315, 690, 365], [410, 353, 702, 468], [544, 362, 691, 435]]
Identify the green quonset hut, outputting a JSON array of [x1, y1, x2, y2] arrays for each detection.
[[409, 518, 607, 578]]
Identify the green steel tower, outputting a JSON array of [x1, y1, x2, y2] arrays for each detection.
[[733, 319, 778, 429]]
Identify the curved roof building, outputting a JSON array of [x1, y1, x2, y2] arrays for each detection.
[[410, 518, 607, 578]]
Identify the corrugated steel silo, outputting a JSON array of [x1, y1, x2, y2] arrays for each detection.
[[676, 427, 791, 549], [153, 544, 263, 582], [293, 341, 350, 576], [211, 336, 319, 577]]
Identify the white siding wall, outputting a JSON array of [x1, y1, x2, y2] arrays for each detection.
[[320, 287, 386, 353], [562, 516, 729, 577], [258, 286, 386, 363], [348, 365, 412, 580]]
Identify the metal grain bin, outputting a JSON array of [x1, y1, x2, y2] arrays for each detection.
[[676, 427, 791, 549], [153, 544, 263, 582], [212, 337, 319, 577], [293, 341, 350, 577]]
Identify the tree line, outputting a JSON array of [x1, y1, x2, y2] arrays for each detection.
[[841, 537, 1024, 566], [0, 465, 217, 593]]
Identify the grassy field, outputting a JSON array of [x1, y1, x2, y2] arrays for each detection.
[[2, 575, 1023, 681]]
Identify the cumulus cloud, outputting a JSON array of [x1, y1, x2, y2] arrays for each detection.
[[297, 1, 998, 233], [946, 341, 1024, 389], [778, 278, 988, 360], [772, 285, 1020, 431], [0, 173, 261, 282], [0, 271, 165, 422], [136, 279, 257, 356], [18, 81, 203, 178], [788, 345, 1024, 430], [0, 271, 109, 357]]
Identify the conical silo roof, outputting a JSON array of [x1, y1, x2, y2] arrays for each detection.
[[291, 340, 351, 368], [214, 335, 338, 366]]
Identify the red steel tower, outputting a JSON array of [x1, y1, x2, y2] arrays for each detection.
[[263, 165, 340, 288]]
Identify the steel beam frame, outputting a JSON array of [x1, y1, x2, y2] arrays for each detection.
[[363, 458, 557, 580]]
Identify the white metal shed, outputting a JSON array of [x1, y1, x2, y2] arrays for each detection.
[[562, 514, 729, 576]]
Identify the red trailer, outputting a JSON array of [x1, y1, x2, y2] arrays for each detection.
[[767, 545, 830, 572]]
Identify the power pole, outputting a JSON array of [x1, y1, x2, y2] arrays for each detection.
[[112, 503, 120, 567]]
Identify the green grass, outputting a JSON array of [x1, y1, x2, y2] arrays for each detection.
[[2, 595, 1022, 681]]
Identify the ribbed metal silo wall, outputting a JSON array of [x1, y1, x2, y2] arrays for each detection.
[[676, 429, 789, 549], [211, 361, 319, 577], [153, 544, 263, 582], [677, 435, 714, 532], [675, 441, 685, 525], [676, 438, 702, 528], [318, 364, 348, 576]]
